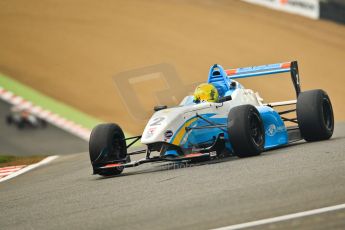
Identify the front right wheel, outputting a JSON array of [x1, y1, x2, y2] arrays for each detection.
[[228, 105, 265, 158]]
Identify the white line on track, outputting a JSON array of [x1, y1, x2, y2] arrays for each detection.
[[212, 203, 345, 230], [0, 155, 59, 183]]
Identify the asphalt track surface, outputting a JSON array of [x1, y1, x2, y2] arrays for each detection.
[[0, 123, 344, 230], [0, 100, 87, 155]]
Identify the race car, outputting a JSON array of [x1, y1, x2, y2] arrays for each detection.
[[89, 61, 334, 176], [6, 105, 47, 129]]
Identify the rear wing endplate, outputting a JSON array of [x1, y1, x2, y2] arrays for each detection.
[[225, 61, 301, 97]]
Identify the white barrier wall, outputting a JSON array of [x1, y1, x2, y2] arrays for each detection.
[[242, 0, 320, 19]]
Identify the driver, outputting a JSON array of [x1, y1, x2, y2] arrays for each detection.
[[193, 83, 219, 103]]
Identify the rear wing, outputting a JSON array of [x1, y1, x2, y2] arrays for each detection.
[[225, 61, 301, 97]]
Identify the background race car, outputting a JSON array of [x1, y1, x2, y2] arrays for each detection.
[[6, 105, 47, 129]]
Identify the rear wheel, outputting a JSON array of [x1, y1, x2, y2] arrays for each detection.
[[89, 123, 127, 176], [228, 105, 265, 158], [297, 89, 334, 141]]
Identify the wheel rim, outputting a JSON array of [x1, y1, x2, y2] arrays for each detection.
[[249, 112, 263, 147], [322, 98, 333, 131], [110, 134, 125, 158]]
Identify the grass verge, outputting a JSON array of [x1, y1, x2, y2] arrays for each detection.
[[0, 155, 46, 167], [0, 73, 102, 130], [0, 73, 133, 139], [0, 72, 134, 138]]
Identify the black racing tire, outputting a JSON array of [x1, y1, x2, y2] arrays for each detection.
[[89, 123, 127, 176], [228, 105, 265, 158], [297, 89, 334, 141]]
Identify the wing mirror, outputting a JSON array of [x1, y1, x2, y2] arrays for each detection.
[[154, 105, 168, 112]]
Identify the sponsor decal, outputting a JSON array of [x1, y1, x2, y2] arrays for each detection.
[[164, 130, 174, 139], [210, 151, 217, 157], [145, 127, 157, 138], [242, 0, 320, 19], [280, 0, 316, 11], [266, 124, 286, 136], [266, 124, 277, 136], [237, 63, 281, 74]]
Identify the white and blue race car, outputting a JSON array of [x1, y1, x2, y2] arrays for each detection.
[[89, 61, 334, 176]]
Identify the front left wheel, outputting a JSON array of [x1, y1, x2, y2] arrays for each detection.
[[89, 123, 127, 176], [297, 89, 334, 141]]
